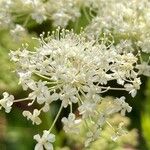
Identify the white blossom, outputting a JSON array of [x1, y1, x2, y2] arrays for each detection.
[[114, 96, 132, 116], [0, 92, 14, 113], [124, 78, 141, 97], [46, 0, 81, 27], [10, 24, 26, 40], [34, 130, 55, 150], [136, 62, 150, 77], [28, 80, 50, 104], [60, 85, 78, 108], [78, 101, 97, 118], [31, 5, 47, 24], [23, 109, 41, 125], [85, 0, 150, 51], [9, 29, 142, 113], [0, 0, 12, 28], [17, 71, 34, 90], [61, 113, 81, 134], [138, 35, 150, 53]]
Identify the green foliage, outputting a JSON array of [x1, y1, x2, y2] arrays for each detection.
[[142, 79, 150, 149]]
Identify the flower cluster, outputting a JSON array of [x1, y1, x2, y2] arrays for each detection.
[[65, 108, 138, 150], [85, 0, 150, 53], [0, 0, 150, 149], [0, 0, 12, 28], [1, 0, 150, 56], [0, 0, 82, 30], [0, 27, 149, 149]]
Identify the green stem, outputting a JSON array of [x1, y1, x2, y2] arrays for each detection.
[[83, 7, 91, 23], [34, 72, 51, 80], [49, 104, 63, 132], [23, 15, 30, 27], [101, 86, 126, 91], [14, 98, 30, 103], [106, 121, 115, 132]]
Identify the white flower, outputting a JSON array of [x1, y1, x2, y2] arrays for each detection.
[[23, 109, 41, 125], [124, 83, 137, 98], [0, 92, 14, 113], [28, 80, 50, 104], [136, 62, 150, 77], [78, 101, 97, 118], [10, 24, 26, 40], [85, 0, 150, 40], [138, 36, 150, 53], [27, 0, 47, 24], [34, 130, 55, 150], [61, 113, 81, 134], [31, 7, 47, 24], [124, 78, 141, 97], [17, 71, 34, 90], [7, 28, 147, 147], [47, 0, 81, 27], [0, 7, 12, 28], [51, 12, 71, 27], [82, 85, 102, 99], [115, 96, 132, 116], [60, 85, 78, 108]]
